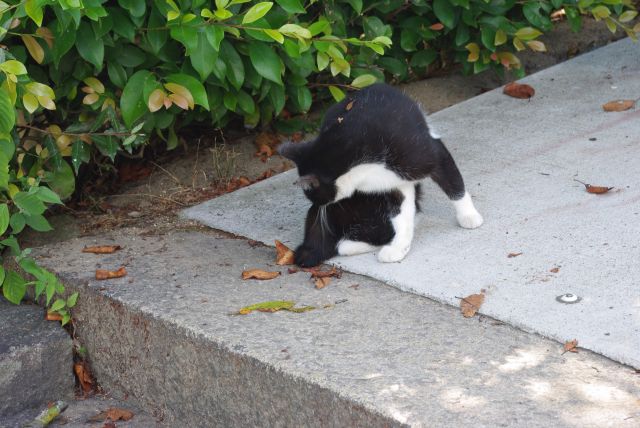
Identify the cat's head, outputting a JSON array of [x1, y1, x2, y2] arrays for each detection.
[[278, 140, 337, 205]]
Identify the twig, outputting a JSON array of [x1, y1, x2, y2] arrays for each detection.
[[150, 161, 182, 185], [16, 124, 135, 138]]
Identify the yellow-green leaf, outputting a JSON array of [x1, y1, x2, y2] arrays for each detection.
[[167, 10, 180, 20], [514, 27, 543, 41], [526, 40, 547, 52], [604, 17, 616, 33], [38, 95, 56, 110], [619, 10, 637, 23], [164, 83, 194, 109], [0, 60, 27, 75], [513, 37, 525, 51], [591, 5, 610, 19], [21, 35, 44, 64], [25, 0, 43, 26], [278, 24, 311, 40], [494, 29, 507, 46], [201, 8, 215, 18], [215, 8, 233, 19], [316, 52, 329, 71], [82, 93, 99, 105], [328, 85, 345, 102], [263, 29, 284, 43], [351, 74, 377, 88], [372, 36, 392, 47], [465, 42, 479, 62], [242, 2, 273, 24], [22, 93, 39, 113], [148, 89, 165, 112], [83, 77, 105, 94], [25, 82, 55, 98]]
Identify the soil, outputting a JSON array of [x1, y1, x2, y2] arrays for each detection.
[[21, 19, 627, 248]]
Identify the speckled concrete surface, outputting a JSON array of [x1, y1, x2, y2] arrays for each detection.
[[32, 229, 640, 427], [183, 38, 640, 369]]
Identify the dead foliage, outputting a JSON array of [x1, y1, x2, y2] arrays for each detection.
[[82, 245, 122, 254], [95, 266, 127, 280], [503, 82, 535, 99], [241, 269, 281, 280]]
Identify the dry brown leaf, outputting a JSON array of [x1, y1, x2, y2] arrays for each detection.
[[255, 131, 281, 149], [563, 339, 579, 354], [345, 100, 354, 111], [237, 176, 251, 186], [429, 23, 444, 30], [574, 179, 613, 194], [303, 266, 342, 279], [95, 266, 127, 280], [74, 362, 93, 393], [550, 267, 560, 273], [602, 99, 635, 112], [315, 277, 331, 289], [241, 269, 281, 280], [508, 252, 523, 258], [45, 312, 63, 321], [106, 408, 134, 421], [275, 240, 295, 266], [255, 144, 273, 159], [460, 293, 485, 318], [503, 82, 535, 99], [82, 245, 122, 254]]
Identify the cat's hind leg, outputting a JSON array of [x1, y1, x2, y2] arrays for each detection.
[[430, 145, 484, 229], [337, 240, 377, 256], [377, 183, 416, 263]]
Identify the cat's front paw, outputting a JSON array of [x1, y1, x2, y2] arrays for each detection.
[[457, 211, 484, 229], [377, 245, 409, 263]]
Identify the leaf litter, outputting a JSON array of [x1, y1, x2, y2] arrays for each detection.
[[95, 266, 127, 280], [574, 179, 614, 194], [241, 269, 281, 280], [88, 407, 134, 423], [82, 245, 122, 254], [275, 240, 295, 265], [74, 361, 94, 393], [315, 277, 331, 289], [503, 82, 535, 99], [563, 339, 579, 354], [459, 291, 486, 318], [602, 99, 635, 112]]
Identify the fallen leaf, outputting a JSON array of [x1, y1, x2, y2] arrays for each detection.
[[45, 312, 63, 321], [237, 176, 251, 186], [241, 269, 280, 280], [508, 252, 523, 258], [106, 408, 134, 421], [95, 266, 127, 280], [503, 82, 535, 99], [275, 240, 295, 265], [345, 100, 354, 111], [255, 131, 281, 149], [315, 277, 331, 289], [74, 361, 93, 393], [303, 266, 342, 279], [550, 267, 560, 273], [257, 169, 275, 180], [563, 339, 579, 354], [82, 245, 122, 254], [429, 23, 444, 30], [602, 99, 635, 112], [238, 300, 294, 314], [574, 179, 614, 194], [460, 293, 485, 318], [255, 143, 273, 160]]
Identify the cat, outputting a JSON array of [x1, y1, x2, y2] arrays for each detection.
[[293, 186, 422, 267], [278, 83, 483, 264]]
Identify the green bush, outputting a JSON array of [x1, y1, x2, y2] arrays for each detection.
[[0, 0, 637, 319]]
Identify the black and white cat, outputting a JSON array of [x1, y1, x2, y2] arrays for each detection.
[[279, 83, 483, 264]]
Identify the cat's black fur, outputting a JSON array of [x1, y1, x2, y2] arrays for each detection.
[[278, 83, 466, 206], [293, 185, 422, 267]]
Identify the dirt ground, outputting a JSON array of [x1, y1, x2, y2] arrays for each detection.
[[21, 19, 627, 248]]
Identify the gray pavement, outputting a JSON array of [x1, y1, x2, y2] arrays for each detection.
[[183, 38, 640, 369], [31, 228, 640, 427]]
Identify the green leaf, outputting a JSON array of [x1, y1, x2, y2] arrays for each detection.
[[0, 267, 4, 288], [276, 0, 305, 13], [243, 2, 273, 24], [410, 49, 438, 68], [0, 203, 8, 235], [166, 74, 209, 110], [433, 0, 456, 29], [591, 5, 610, 19], [619, 10, 637, 23], [66, 292, 78, 308], [93, 135, 118, 161], [14, 192, 47, 215], [1, 237, 20, 256], [25, 0, 44, 26], [2, 271, 26, 305], [345, 0, 363, 13], [0, 60, 27, 75], [237, 90, 255, 114], [220, 41, 245, 90], [288, 85, 311, 112], [190, 31, 218, 80], [76, 21, 104, 71], [0, 152, 8, 190], [268, 84, 285, 115], [34, 187, 63, 204], [71, 140, 91, 174], [351, 74, 377, 88], [263, 29, 284, 43], [24, 213, 52, 232], [121, 70, 153, 128], [52, 20, 77, 68], [10, 213, 26, 234], [249, 43, 283, 85], [0, 88, 15, 134], [205, 25, 224, 51], [50, 298, 66, 312], [328, 85, 345, 102], [107, 62, 128, 89], [48, 161, 75, 200]]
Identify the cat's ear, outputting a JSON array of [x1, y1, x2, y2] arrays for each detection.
[[277, 140, 310, 164], [294, 175, 320, 190]]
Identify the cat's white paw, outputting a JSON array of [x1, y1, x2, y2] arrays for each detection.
[[377, 245, 409, 263], [337, 240, 377, 256], [457, 211, 484, 229]]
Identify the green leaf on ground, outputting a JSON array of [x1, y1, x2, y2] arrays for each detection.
[[238, 300, 316, 314]]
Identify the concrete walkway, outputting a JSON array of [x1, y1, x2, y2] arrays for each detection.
[[183, 38, 640, 369]]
